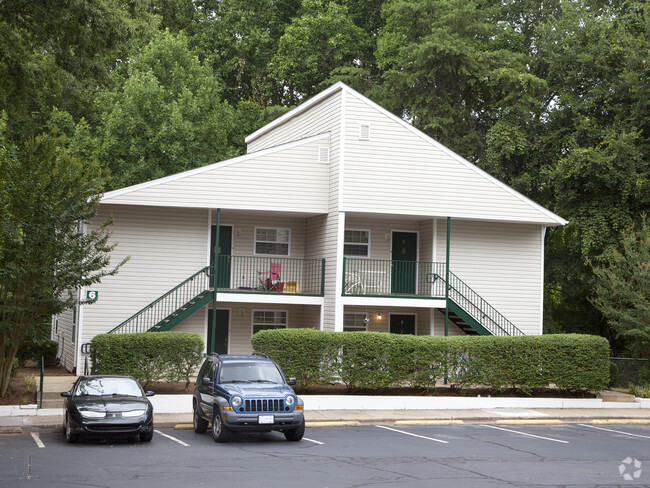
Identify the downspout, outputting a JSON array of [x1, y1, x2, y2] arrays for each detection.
[[445, 217, 451, 337], [211, 209, 221, 353]]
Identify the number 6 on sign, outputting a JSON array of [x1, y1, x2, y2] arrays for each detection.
[[86, 290, 98, 301]]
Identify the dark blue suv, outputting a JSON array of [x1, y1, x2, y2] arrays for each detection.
[[192, 353, 305, 442]]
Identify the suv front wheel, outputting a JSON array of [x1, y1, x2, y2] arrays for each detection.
[[212, 410, 232, 443], [284, 418, 305, 442], [193, 402, 208, 434]]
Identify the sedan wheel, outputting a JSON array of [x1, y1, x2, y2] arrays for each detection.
[[139, 428, 154, 442], [211, 411, 231, 443], [65, 415, 79, 443]]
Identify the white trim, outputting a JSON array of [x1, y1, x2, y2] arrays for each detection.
[[101, 132, 331, 202], [540, 225, 547, 335], [339, 88, 346, 216], [335, 213, 346, 332], [206, 211, 212, 266]]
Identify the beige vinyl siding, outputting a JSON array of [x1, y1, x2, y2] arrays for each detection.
[[307, 213, 338, 330], [80, 205, 209, 349], [103, 138, 330, 213], [432, 310, 468, 336], [342, 93, 555, 224], [247, 92, 342, 153], [439, 219, 543, 335], [223, 304, 321, 355]]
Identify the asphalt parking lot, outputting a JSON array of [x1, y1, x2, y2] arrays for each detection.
[[1, 423, 649, 487]]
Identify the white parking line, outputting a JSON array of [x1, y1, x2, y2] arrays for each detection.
[[302, 437, 324, 445], [154, 430, 189, 447], [30, 432, 45, 448], [578, 424, 650, 440], [480, 424, 569, 444], [376, 425, 449, 444]]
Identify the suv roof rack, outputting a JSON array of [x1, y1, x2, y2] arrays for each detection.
[[252, 352, 268, 359]]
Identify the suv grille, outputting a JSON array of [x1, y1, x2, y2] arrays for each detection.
[[244, 398, 285, 413]]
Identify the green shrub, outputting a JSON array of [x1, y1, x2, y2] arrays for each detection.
[[17, 338, 59, 366], [252, 330, 610, 393], [91, 332, 204, 388]]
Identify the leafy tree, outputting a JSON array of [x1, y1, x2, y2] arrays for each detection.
[[591, 217, 650, 357], [271, 0, 371, 104], [94, 31, 238, 189], [0, 117, 126, 397]]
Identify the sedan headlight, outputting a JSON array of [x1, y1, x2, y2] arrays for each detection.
[[122, 409, 147, 418], [231, 396, 243, 408], [79, 410, 106, 419], [285, 395, 296, 407]]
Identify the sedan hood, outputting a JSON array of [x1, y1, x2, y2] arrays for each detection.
[[73, 395, 150, 412]]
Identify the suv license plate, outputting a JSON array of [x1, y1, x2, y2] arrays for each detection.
[[259, 415, 274, 424]]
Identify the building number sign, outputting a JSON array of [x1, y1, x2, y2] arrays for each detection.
[[86, 290, 98, 300]]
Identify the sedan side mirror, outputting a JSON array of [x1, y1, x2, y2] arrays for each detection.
[[61, 391, 72, 397], [287, 378, 297, 386], [145, 391, 155, 397]]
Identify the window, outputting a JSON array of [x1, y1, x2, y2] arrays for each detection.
[[343, 313, 368, 332], [252, 310, 288, 334], [255, 227, 290, 255], [344, 229, 370, 257]]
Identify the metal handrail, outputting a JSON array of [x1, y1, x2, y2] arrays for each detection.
[[108, 266, 212, 334], [343, 257, 523, 336]]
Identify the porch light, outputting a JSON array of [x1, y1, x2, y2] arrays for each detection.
[[377, 312, 383, 320]]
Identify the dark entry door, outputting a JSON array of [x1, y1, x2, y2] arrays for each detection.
[[391, 232, 417, 294], [207, 309, 229, 354], [390, 314, 416, 335], [210, 225, 232, 288]]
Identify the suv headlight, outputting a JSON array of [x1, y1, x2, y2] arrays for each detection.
[[231, 396, 243, 408], [285, 395, 295, 407]]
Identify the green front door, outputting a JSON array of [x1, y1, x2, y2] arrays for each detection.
[[391, 232, 417, 294], [207, 309, 229, 354], [210, 225, 232, 288]]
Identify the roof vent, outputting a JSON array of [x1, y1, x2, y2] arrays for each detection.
[[318, 147, 330, 164], [359, 124, 370, 140]]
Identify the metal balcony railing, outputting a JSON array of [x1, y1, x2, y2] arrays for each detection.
[[343, 257, 523, 336]]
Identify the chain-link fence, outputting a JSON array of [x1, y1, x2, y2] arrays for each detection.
[[610, 357, 649, 387]]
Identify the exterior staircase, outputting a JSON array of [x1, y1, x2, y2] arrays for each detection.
[[436, 270, 524, 336], [108, 267, 212, 335]]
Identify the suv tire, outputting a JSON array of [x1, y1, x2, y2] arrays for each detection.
[[284, 418, 305, 442], [211, 411, 232, 443], [193, 402, 208, 434]]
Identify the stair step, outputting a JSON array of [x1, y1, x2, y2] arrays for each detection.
[[599, 390, 637, 403]]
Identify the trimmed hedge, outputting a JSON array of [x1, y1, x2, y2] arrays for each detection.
[[91, 332, 204, 388], [251, 329, 610, 393]]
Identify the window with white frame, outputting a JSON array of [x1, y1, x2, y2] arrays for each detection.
[[344, 229, 370, 257], [343, 313, 368, 332], [255, 227, 290, 255], [252, 310, 288, 334]]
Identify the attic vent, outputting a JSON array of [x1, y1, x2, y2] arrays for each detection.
[[359, 124, 370, 140], [318, 146, 330, 164]]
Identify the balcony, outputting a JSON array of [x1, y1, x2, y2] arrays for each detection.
[[213, 255, 325, 296]]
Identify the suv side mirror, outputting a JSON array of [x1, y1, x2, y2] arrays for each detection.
[[202, 377, 212, 386], [61, 391, 72, 397], [287, 378, 297, 386]]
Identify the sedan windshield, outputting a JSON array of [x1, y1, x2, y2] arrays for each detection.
[[218, 362, 284, 384], [74, 378, 143, 397]]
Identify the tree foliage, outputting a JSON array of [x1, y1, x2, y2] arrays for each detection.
[[0, 118, 127, 397], [591, 217, 650, 357]]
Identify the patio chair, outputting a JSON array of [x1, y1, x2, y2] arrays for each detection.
[[257, 263, 282, 291]]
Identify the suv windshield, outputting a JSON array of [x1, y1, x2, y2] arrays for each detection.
[[218, 362, 284, 384]]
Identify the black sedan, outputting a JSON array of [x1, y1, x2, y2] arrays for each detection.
[[61, 375, 155, 443]]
